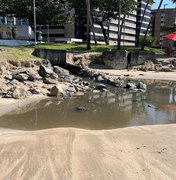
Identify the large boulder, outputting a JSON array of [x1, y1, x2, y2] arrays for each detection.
[[38, 64, 53, 77], [13, 73, 29, 82], [50, 83, 69, 96], [53, 66, 70, 76]]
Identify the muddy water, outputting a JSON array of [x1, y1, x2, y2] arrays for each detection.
[[0, 80, 176, 131]]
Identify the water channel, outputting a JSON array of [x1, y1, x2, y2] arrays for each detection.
[[0, 80, 176, 131]]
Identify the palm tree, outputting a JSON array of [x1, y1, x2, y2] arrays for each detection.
[[141, 0, 164, 50], [136, 0, 154, 47]]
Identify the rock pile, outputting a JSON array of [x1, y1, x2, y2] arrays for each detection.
[[0, 59, 148, 100], [0, 60, 92, 99]]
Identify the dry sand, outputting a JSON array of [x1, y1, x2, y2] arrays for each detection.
[[0, 125, 175, 180], [92, 69, 176, 81]]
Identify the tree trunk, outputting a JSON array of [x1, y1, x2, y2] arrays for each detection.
[[119, 11, 127, 48], [117, 0, 121, 49], [100, 23, 109, 45], [86, 0, 91, 50], [136, 0, 149, 47], [89, 16, 97, 45], [141, 0, 163, 50]]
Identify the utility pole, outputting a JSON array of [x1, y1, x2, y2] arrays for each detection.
[[86, 0, 91, 50], [33, 0, 37, 47]]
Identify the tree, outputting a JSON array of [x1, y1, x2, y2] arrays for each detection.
[[117, 0, 137, 49], [161, 24, 176, 33], [141, 0, 163, 50], [136, 0, 155, 47], [0, 0, 71, 26]]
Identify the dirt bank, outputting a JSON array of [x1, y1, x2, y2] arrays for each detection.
[[0, 125, 175, 180]]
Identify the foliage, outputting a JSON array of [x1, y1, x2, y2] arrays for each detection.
[[0, 0, 71, 26], [161, 24, 176, 33], [139, 35, 157, 47]]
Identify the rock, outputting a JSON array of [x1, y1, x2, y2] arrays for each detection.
[[0, 65, 6, 75], [172, 60, 176, 66], [50, 72, 58, 79], [50, 83, 68, 96], [12, 68, 28, 75], [38, 64, 53, 77], [28, 88, 41, 94], [96, 75, 105, 82], [137, 82, 147, 90], [9, 60, 21, 67], [67, 87, 76, 93], [126, 82, 137, 89], [83, 81, 90, 86], [53, 66, 70, 76], [42, 59, 52, 68], [5, 75, 13, 80], [20, 60, 34, 67], [75, 106, 87, 112], [13, 73, 29, 82], [2, 91, 13, 98], [95, 83, 107, 90], [13, 88, 27, 99], [93, 90, 101, 94], [155, 64, 163, 71], [43, 77, 57, 84]]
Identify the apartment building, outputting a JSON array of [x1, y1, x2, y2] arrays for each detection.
[[74, 0, 152, 46], [151, 8, 176, 48]]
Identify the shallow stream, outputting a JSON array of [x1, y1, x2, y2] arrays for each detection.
[[0, 80, 176, 131]]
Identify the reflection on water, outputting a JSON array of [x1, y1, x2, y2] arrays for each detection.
[[0, 80, 176, 131]]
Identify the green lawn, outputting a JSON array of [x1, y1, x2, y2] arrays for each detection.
[[0, 43, 163, 62], [37, 43, 163, 53]]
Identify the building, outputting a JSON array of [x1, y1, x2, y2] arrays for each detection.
[[0, 15, 34, 40], [136, 0, 153, 43], [151, 8, 176, 48], [74, 0, 152, 46]]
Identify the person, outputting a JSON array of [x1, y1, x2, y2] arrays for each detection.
[[165, 44, 173, 56], [12, 26, 17, 39], [0, 26, 3, 39], [6, 26, 11, 39]]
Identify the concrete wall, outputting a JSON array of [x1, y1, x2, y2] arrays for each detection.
[[101, 51, 128, 69], [34, 48, 66, 67], [101, 50, 155, 70]]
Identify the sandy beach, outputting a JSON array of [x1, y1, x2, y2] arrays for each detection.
[[0, 68, 176, 179], [0, 125, 175, 180]]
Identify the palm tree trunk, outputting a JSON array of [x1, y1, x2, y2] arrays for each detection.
[[100, 23, 109, 45], [141, 0, 163, 50], [136, 0, 149, 47], [119, 11, 128, 47], [89, 16, 97, 45]]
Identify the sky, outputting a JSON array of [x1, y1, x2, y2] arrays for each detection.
[[152, 0, 176, 9]]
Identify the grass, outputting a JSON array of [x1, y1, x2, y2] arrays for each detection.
[[0, 46, 40, 61], [0, 43, 163, 62], [37, 43, 164, 53]]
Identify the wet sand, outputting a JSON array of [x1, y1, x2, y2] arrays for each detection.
[[0, 95, 47, 117], [0, 125, 175, 180]]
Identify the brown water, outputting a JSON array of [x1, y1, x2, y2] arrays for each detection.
[[0, 80, 176, 131]]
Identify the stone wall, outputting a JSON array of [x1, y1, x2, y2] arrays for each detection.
[[101, 50, 155, 70], [33, 48, 66, 67]]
